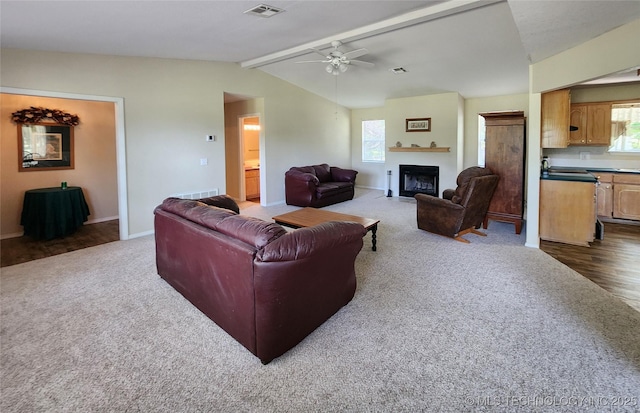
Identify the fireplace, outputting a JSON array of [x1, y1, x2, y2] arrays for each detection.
[[399, 165, 439, 197]]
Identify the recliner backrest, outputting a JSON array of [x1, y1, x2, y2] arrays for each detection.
[[451, 166, 496, 204]]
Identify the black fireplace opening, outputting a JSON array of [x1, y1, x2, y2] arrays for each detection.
[[399, 165, 439, 197]]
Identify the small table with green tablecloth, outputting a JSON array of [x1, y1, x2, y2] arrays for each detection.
[[20, 186, 90, 240]]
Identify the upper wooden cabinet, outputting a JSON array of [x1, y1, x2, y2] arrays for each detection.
[[586, 103, 612, 145], [569, 103, 612, 145], [569, 104, 588, 144], [541, 89, 571, 148]]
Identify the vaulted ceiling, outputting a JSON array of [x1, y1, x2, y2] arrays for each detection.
[[2, 1, 639, 108]]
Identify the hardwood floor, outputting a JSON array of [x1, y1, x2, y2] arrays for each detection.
[[540, 222, 640, 312], [1, 220, 120, 268]]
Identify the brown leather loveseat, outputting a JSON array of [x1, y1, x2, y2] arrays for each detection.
[[154, 195, 366, 364], [285, 163, 357, 207]]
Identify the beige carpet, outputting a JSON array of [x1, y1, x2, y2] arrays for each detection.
[[2, 189, 639, 412]]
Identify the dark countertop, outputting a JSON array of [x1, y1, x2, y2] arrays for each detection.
[[541, 171, 597, 182], [586, 167, 640, 174], [541, 166, 640, 182]]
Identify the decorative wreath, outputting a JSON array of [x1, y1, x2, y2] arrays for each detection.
[[11, 106, 80, 126]]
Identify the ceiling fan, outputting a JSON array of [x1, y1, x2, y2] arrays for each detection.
[[296, 40, 374, 75]]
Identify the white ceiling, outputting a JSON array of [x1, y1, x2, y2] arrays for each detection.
[[2, 0, 639, 108]]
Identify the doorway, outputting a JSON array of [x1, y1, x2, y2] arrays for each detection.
[[0, 87, 127, 241], [240, 115, 261, 203]]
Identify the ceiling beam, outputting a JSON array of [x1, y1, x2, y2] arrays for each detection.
[[240, 0, 504, 69]]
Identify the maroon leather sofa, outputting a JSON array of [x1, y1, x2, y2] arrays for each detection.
[[285, 163, 357, 207], [154, 196, 366, 364]]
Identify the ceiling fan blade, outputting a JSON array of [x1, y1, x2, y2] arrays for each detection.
[[349, 60, 375, 67], [343, 48, 368, 59], [309, 47, 330, 59], [295, 59, 330, 64]]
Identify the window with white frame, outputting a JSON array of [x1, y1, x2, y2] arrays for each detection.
[[609, 102, 640, 153], [362, 120, 385, 162]]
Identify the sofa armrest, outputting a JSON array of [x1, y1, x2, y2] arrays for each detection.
[[415, 193, 463, 211], [257, 221, 365, 261], [285, 170, 320, 206], [197, 194, 240, 214], [330, 167, 358, 183], [285, 169, 319, 185]]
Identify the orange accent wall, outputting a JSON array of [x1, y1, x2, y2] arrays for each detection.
[[1, 94, 118, 238]]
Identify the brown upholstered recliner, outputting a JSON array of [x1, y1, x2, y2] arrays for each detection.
[[415, 166, 499, 243]]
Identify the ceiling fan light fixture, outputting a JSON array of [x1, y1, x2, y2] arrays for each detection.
[[339, 63, 349, 73]]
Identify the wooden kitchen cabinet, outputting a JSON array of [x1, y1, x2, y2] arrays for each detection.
[[481, 111, 525, 234], [245, 169, 260, 200], [539, 179, 596, 246], [569, 103, 612, 146], [541, 89, 571, 148], [613, 173, 640, 220], [595, 173, 613, 218], [569, 104, 587, 144], [587, 103, 612, 145]]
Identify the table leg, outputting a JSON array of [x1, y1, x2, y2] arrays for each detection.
[[370, 224, 377, 251]]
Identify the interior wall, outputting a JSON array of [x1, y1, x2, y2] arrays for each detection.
[[1, 48, 351, 235], [531, 19, 640, 95], [0, 93, 118, 238], [384, 92, 462, 197]]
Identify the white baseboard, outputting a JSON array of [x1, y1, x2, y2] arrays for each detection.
[[128, 230, 154, 239], [86, 216, 119, 224], [355, 185, 384, 190]]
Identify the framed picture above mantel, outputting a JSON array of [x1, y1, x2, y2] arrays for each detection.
[[406, 118, 431, 132]]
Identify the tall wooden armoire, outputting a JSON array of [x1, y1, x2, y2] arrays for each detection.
[[480, 111, 526, 234]]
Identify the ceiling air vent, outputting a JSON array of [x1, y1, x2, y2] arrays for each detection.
[[390, 67, 408, 74], [244, 4, 285, 18]]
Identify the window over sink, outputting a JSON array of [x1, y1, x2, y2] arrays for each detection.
[[610, 102, 640, 153]]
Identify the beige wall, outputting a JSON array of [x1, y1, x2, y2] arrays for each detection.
[[1, 49, 351, 236], [352, 93, 531, 192], [384, 92, 462, 196], [1, 94, 118, 238]]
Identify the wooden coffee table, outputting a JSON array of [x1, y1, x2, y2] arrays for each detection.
[[273, 207, 380, 251]]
